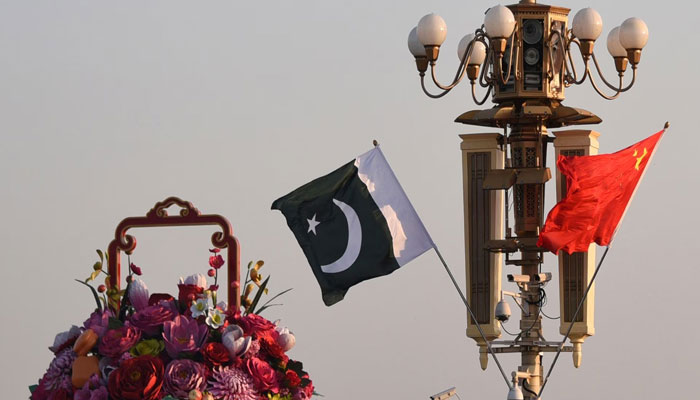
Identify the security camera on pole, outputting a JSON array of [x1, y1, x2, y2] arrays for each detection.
[[409, 1, 655, 399]]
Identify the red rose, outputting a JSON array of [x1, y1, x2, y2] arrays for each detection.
[[285, 370, 301, 388], [201, 342, 231, 367], [244, 357, 280, 393], [239, 313, 275, 337], [108, 355, 164, 400], [177, 284, 203, 308]]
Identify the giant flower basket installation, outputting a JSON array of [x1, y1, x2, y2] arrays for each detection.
[[30, 197, 314, 400]]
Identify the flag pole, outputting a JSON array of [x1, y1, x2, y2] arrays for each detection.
[[433, 247, 513, 390], [536, 246, 611, 399]]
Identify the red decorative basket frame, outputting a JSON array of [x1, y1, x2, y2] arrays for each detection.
[[107, 197, 241, 311]]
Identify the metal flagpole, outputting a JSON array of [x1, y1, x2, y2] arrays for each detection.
[[433, 247, 513, 390], [536, 246, 611, 399]]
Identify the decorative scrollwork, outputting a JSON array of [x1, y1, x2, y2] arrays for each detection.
[[107, 197, 240, 313], [146, 196, 201, 219]]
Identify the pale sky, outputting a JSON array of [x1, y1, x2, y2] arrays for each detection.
[[2, 1, 698, 399]]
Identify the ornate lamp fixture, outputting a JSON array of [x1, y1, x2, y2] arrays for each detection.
[[408, 3, 648, 108]]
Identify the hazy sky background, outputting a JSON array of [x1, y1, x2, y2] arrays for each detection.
[[2, 1, 698, 399]]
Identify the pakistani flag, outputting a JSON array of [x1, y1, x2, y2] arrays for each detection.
[[272, 146, 434, 306]]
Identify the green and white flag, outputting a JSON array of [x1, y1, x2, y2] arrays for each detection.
[[272, 146, 434, 306]]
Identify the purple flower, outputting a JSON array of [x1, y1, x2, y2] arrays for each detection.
[[163, 359, 207, 398], [208, 366, 259, 400], [83, 310, 114, 338], [74, 373, 108, 400], [162, 315, 208, 358], [98, 325, 141, 359], [129, 303, 177, 336], [32, 348, 76, 399]]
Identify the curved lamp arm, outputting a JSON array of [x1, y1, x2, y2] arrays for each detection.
[[564, 38, 589, 86], [493, 32, 518, 86], [590, 51, 637, 92], [586, 67, 624, 100], [420, 73, 452, 98], [429, 41, 474, 91], [471, 81, 493, 105]]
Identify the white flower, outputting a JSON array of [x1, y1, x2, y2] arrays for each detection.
[[206, 308, 225, 329], [273, 321, 295, 351], [179, 273, 207, 289], [221, 325, 251, 357], [190, 297, 209, 318], [129, 279, 149, 311]]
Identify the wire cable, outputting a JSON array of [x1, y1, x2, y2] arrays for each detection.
[[540, 308, 560, 320], [433, 247, 513, 390], [499, 321, 519, 336], [522, 380, 539, 397], [537, 246, 611, 399]]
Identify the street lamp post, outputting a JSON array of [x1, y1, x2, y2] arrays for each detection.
[[409, 1, 649, 399]]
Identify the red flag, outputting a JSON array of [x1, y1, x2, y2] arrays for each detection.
[[538, 130, 665, 255]]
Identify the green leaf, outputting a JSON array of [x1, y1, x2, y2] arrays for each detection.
[[162, 396, 178, 400], [287, 359, 304, 374], [258, 288, 293, 310], [247, 276, 269, 314], [75, 279, 103, 312], [28, 384, 38, 394], [255, 303, 283, 315], [96, 249, 104, 263], [108, 317, 124, 330]]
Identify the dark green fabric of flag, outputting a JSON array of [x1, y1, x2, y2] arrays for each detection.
[[271, 160, 399, 306]]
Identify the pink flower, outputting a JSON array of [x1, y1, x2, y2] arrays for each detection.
[[128, 279, 149, 311], [209, 254, 225, 269], [208, 366, 259, 400], [162, 315, 208, 358], [163, 360, 208, 399], [99, 326, 141, 359], [130, 303, 177, 336], [244, 357, 280, 393]]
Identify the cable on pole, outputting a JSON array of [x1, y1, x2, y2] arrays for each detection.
[[433, 247, 513, 390], [536, 246, 611, 399]]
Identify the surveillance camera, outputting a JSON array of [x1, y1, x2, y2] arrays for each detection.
[[430, 387, 456, 400], [507, 274, 530, 283], [495, 299, 511, 322], [533, 272, 552, 283]]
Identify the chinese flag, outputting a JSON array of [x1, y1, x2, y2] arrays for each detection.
[[538, 130, 665, 255]]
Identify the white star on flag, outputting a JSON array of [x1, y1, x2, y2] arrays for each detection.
[[307, 214, 320, 235]]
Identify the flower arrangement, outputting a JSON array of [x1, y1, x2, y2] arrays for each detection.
[[30, 249, 314, 400]]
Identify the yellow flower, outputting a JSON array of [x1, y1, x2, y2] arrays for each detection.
[[130, 339, 165, 357]]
